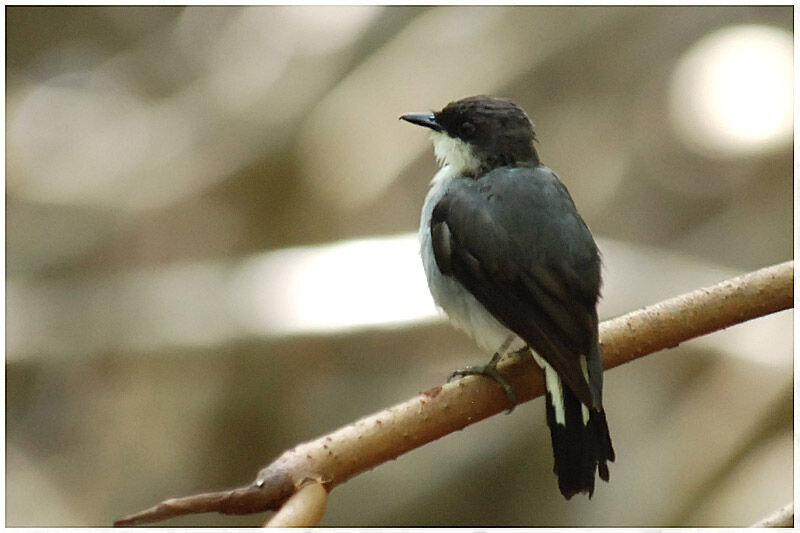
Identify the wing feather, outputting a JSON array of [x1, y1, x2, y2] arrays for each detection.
[[431, 165, 602, 407]]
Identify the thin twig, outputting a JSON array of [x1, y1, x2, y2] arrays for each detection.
[[114, 260, 793, 527], [264, 480, 327, 527], [750, 502, 793, 528]]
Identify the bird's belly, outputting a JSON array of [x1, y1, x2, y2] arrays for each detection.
[[425, 252, 520, 354], [419, 172, 523, 355]]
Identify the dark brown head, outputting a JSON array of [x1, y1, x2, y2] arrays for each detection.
[[401, 95, 539, 175]]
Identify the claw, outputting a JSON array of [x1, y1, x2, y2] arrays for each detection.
[[448, 362, 518, 413], [448, 336, 523, 413]]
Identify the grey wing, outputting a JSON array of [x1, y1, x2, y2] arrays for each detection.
[[431, 166, 603, 408]]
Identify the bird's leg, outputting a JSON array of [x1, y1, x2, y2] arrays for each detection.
[[448, 335, 518, 412], [508, 344, 531, 361]]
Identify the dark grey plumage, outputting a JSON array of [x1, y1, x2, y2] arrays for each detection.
[[402, 95, 615, 498], [431, 166, 601, 406], [431, 165, 614, 497]]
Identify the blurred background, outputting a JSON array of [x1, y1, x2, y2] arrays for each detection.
[[5, 5, 793, 527]]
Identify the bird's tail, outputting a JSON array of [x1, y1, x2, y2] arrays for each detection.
[[544, 380, 615, 499]]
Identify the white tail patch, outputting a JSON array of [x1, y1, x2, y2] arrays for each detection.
[[579, 355, 590, 425], [531, 352, 565, 426], [532, 352, 592, 427]]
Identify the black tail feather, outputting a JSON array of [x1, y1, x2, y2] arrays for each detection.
[[544, 384, 614, 499]]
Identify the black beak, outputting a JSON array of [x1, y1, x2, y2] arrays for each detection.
[[400, 112, 443, 132]]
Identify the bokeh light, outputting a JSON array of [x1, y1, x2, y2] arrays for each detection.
[[230, 233, 438, 335], [669, 24, 793, 157]]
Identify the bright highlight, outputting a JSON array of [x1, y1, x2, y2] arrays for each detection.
[[230, 233, 439, 335], [669, 25, 793, 157]]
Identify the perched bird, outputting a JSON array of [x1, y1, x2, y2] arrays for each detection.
[[400, 95, 614, 499]]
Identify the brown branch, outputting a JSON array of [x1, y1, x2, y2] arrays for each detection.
[[114, 260, 793, 527], [264, 480, 327, 527]]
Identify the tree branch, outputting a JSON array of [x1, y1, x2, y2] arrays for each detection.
[[114, 260, 793, 527], [263, 480, 327, 527], [749, 502, 793, 528]]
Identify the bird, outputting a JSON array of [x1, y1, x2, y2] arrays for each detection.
[[400, 95, 614, 499]]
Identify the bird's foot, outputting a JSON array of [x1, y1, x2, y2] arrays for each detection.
[[448, 353, 518, 413], [508, 345, 531, 362]]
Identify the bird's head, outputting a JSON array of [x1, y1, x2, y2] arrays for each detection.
[[401, 95, 539, 176]]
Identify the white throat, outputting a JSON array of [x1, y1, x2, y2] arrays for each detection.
[[430, 131, 481, 176]]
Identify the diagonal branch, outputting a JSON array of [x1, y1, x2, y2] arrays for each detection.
[[114, 260, 793, 527], [263, 479, 327, 527], [749, 501, 793, 528]]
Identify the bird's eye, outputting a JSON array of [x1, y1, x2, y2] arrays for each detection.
[[460, 121, 476, 138]]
